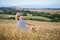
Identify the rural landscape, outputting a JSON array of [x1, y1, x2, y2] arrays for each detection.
[[0, 7, 60, 40]]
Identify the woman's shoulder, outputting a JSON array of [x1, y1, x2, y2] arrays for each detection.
[[21, 20, 25, 21], [19, 20, 26, 22]]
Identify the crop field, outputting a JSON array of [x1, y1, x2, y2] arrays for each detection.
[[30, 10, 60, 14], [0, 14, 60, 40], [0, 14, 51, 21], [0, 20, 60, 40]]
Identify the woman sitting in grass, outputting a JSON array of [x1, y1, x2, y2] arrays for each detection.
[[16, 13, 35, 31]]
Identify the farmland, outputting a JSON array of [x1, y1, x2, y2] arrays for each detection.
[[30, 10, 60, 14], [0, 7, 60, 40], [0, 14, 60, 40]]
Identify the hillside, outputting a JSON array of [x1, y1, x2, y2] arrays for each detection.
[[30, 10, 60, 14], [0, 7, 60, 22], [0, 7, 60, 14]]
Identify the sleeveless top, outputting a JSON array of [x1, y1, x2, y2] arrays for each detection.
[[18, 20, 26, 30]]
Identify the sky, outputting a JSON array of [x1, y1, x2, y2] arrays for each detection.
[[0, 0, 60, 8]]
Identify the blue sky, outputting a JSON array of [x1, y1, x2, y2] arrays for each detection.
[[0, 0, 60, 8]]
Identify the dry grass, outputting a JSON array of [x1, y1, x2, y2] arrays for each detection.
[[0, 20, 60, 40], [0, 14, 51, 21], [30, 10, 60, 14]]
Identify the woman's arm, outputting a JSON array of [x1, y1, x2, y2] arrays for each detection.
[[26, 22, 35, 31], [26, 22, 35, 26]]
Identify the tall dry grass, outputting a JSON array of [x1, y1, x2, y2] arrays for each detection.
[[0, 21, 60, 40]]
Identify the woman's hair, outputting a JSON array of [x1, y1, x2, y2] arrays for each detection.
[[16, 12, 21, 21], [16, 12, 23, 21]]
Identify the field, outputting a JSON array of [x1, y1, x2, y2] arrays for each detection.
[[30, 10, 60, 14], [0, 14, 60, 40]]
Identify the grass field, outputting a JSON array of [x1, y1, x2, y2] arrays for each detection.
[[0, 14, 60, 40], [0, 14, 51, 22], [30, 10, 60, 14], [0, 19, 60, 40]]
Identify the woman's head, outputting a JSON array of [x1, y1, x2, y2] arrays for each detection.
[[16, 13, 23, 21]]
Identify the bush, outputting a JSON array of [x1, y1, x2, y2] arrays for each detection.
[[23, 13, 27, 16]]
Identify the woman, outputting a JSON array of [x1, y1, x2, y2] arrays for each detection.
[[16, 13, 35, 31]]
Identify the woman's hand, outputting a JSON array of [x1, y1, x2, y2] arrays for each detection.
[[26, 22, 35, 31]]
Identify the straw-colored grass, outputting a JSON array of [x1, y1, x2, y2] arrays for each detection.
[[0, 20, 60, 40]]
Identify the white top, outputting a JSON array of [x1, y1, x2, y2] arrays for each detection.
[[18, 20, 26, 30]]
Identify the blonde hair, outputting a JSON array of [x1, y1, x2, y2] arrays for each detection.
[[16, 12, 23, 21], [15, 12, 20, 21]]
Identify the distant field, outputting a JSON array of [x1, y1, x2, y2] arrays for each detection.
[[30, 10, 60, 14], [0, 14, 51, 21]]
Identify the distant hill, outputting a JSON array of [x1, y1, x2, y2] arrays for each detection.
[[23, 8, 60, 10], [0, 7, 60, 14], [0, 6, 23, 10], [0, 7, 60, 10]]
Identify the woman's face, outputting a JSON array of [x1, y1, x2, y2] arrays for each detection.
[[18, 16, 23, 20]]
